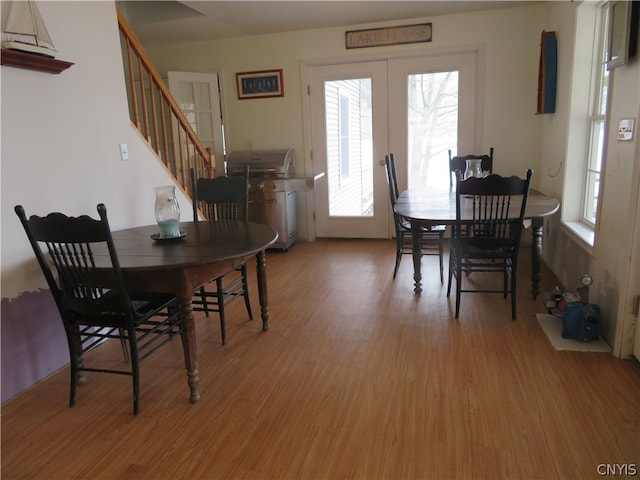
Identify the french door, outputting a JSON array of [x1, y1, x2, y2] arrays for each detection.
[[308, 52, 478, 238], [309, 61, 389, 238]]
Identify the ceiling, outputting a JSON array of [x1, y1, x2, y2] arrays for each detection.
[[118, 1, 541, 48]]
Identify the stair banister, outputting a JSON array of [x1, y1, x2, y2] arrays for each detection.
[[116, 9, 215, 196]]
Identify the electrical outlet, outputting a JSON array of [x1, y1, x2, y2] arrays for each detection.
[[119, 143, 129, 161]]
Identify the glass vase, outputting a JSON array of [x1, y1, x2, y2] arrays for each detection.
[[464, 159, 483, 180], [154, 185, 181, 238]]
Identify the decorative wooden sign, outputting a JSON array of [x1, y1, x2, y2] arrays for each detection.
[[346, 23, 432, 49]]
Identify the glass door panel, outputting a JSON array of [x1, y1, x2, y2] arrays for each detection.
[[407, 71, 459, 188], [388, 53, 478, 195], [325, 78, 374, 217]]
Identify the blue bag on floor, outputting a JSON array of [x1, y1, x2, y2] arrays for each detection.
[[561, 302, 603, 341]]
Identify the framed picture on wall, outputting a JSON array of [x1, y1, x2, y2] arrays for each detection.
[[607, 0, 639, 70], [236, 69, 284, 99]]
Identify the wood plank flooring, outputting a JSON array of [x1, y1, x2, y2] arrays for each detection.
[[2, 239, 639, 479]]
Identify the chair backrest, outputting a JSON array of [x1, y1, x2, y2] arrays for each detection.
[[190, 166, 249, 222], [454, 169, 532, 247], [384, 154, 406, 237], [448, 147, 494, 187], [14, 204, 135, 324], [385, 153, 400, 201]]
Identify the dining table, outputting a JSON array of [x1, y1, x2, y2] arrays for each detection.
[[393, 184, 560, 298], [94, 220, 278, 404]]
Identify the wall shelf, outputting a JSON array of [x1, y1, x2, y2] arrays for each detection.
[[1, 49, 73, 74]]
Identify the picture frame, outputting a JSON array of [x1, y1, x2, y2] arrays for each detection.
[[236, 69, 284, 99], [606, 0, 639, 70]]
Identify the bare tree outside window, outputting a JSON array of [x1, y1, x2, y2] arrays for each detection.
[[407, 71, 459, 188]]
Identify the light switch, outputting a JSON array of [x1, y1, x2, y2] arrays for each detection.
[[119, 143, 129, 161], [617, 119, 635, 141]]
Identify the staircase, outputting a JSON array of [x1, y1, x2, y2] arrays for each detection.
[[116, 9, 214, 196]]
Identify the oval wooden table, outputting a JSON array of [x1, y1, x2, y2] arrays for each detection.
[[94, 221, 278, 404], [394, 186, 559, 297]]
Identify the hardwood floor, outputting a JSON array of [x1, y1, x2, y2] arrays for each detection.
[[2, 239, 639, 479]]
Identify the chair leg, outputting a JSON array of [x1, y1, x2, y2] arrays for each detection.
[[447, 253, 453, 298], [67, 327, 87, 408], [128, 337, 141, 416], [446, 252, 454, 297], [438, 234, 444, 284], [503, 267, 508, 299], [119, 329, 130, 363], [240, 264, 253, 320], [393, 235, 403, 279], [393, 250, 402, 279], [216, 277, 227, 345], [199, 285, 210, 317], [510, 264, 517, 320], [68, 336, 79, 408], [455, 261, 462, 319]]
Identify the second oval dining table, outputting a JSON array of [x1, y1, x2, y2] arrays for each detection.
[[393, 185, 559, 298], [93, 220, 278, 404]]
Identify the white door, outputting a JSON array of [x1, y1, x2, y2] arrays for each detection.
[[310, 61, 389, 238], [307, 53, 478, 238], [167, 71, 225, 176]]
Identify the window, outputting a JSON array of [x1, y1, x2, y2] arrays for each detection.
[[562, 1, 610, 249], [583, 2, 609, 226]]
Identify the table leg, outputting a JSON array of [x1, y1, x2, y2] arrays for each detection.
[[530, 217, 543, 299], [178, 296, 200, 403], [411, 221, 423, 294], [256, 250, 270, 330]]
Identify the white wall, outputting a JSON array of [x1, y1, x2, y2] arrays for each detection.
[[1, 1, 192, 298], [0, 1, 192, 401]]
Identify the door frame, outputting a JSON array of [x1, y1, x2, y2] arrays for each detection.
[[614, 132, 640, 359], [300, 46, 485, 240]]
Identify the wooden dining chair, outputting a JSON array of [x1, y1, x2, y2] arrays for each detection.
[[384, 153, 446, 281], [14, 204, 181, 415], [448, 147, 494, 187], [190, 166, 252, 345], [446, 169, 532, 320]]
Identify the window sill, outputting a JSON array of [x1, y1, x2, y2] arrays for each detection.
[[561, 221, 594, 255]]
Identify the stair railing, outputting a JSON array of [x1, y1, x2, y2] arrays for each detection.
[[116, 9, 214, 193]]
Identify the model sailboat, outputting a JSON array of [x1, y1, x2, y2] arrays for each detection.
[[2, 1, 57, 58]]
